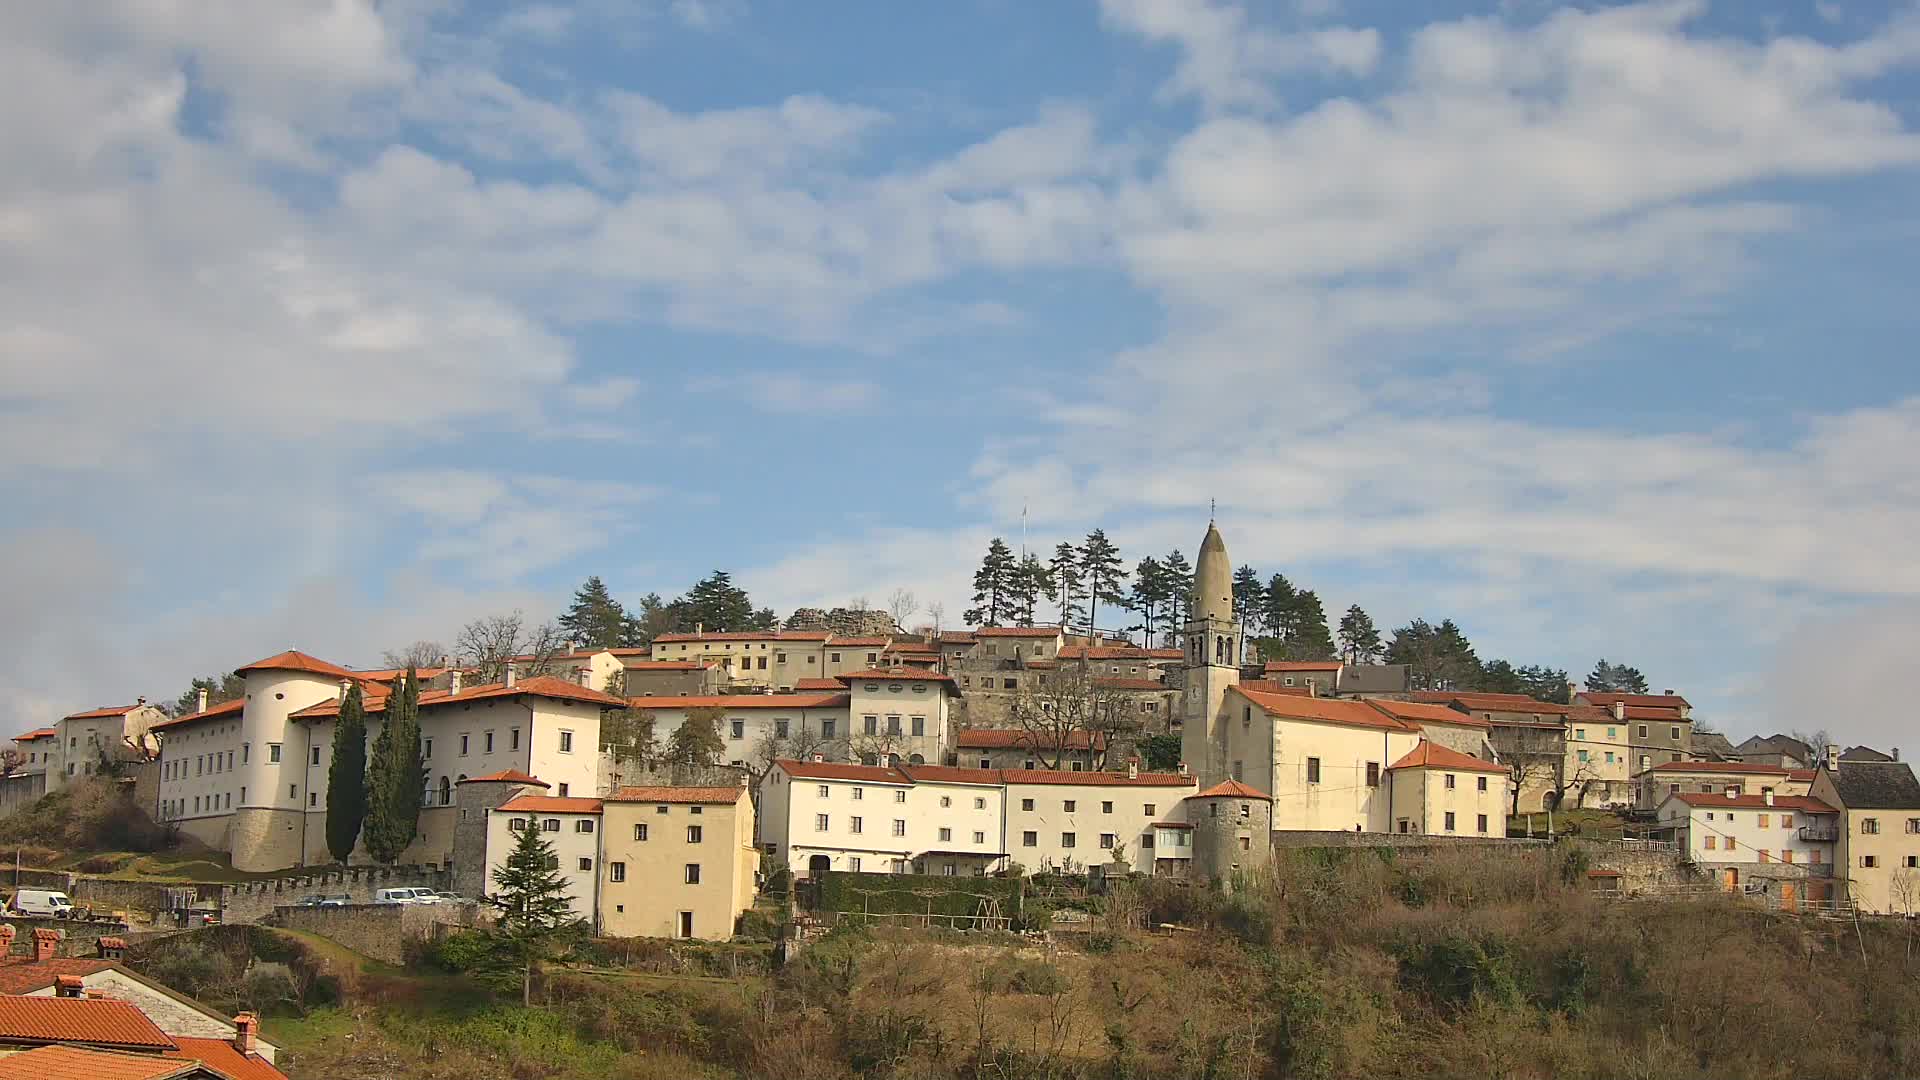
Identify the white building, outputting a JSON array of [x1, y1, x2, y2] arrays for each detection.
[[1002, 765, 1197, 873], [622, 691, 851, 768], [488, 793, 604, 928], [1656, 790, 1841, 903]]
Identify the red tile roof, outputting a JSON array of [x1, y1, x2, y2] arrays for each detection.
[[776, 758, 1192, 789], [149, 698, 246, 733], [233, 650, 357, 680], [938, 631, 978, 643], [13, 729, 56, 742], [166, 1036, 289, 1080], [955, 729, 1107, 751], [1263, 661, 1342, 672], [972, 627, 1063, 638], [291, 675, 627, 719], [619, 693, 849, 711], [652, 630, 829, 643], [883, 641, 937, 653], [1195, 779, 1271, 800], [826, 637, 891, 648], [999, 768, 1195, 788], [793, 678, 844, 691], [777, 759, 911, 784], [1237, 681, 1311, 695], [497, 795, 603, 814], [457, 770, 548, 787], [1619, 706, 1690, 721], [1581, 692, 1692, 709], [1666, 792, 1836, 813], [1093, 678, 1169, 691], [1412, 691, 1573, 716], [836, 668, 957, 683], [1787, 769, 1817, 782], [1648, 761, 1789, 775], [0, 1044, 202, 1080], [0, 996, 176, 1051], [1388, 741, 1506, 773], [0, 958, 116, 995], [346, 667, 450, 683], [606, 786, 746, 805], [61, 705, 144, 721], [1237, 688, 1416, 733], [897, 764, 1007, 786], [1365, 699, 1493, 730]]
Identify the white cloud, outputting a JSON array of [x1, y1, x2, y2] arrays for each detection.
[[1099, 0, 1380, 110]]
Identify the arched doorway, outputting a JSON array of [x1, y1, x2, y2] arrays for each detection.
[[438, 776, 451, 805], [909, 753, 926, 765], [808, 854, 831, 879]]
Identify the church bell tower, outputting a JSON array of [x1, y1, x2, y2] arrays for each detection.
[[1180, 520, 1241, 788]]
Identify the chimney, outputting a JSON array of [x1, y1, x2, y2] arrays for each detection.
[[96, 936, 126, 960], [1307, 681, 1317, 698], [1725, 788, 1737, 799], [54, 975, 83, 998], [1611, 701, 1625, 721], [136, 696, 146, 707], [577, 668, 592, 688], [810, 752, 825, 763], [1177, 760, 1188, 776], [1663, 689, 1674, 696], [440, 653, 451, 670], [1127, 756, 1139, 780], [696, 622, 704, 636], [1567, 681, 1578, 703], [1895, 748, 1902, 762], [449, 669, 463, 696], [33, 928, 60, 963], [196, 687, 209, 714], [233, 1012, 258, 1055], [1825, 743, 1840, 770], [338, 678, 351, 702], [1764, 790, 1775, 806], [0, 924, 15, 953], [505, 662, 517, 689]]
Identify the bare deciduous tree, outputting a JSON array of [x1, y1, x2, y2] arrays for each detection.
[[1006, 661, 1139, 770], [456, 611, 568, 683], [381, 640, 447, 670], [887, 588, 917, 632], [748, 723, 833, 788]]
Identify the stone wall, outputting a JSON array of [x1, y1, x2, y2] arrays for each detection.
[[1576, 844, 1701, 894], [221, 864, 449, 925], [265, 902, 488, 966], [0, 772, 45, 816], [1270, 830, 1547, 851], [0, 918, 132, 957], [6, 869, 216, 924]]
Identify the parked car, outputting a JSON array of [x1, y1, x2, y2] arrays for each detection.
[[402, 888, 445, 904], [293, 894, 348, 908], [10, 890, 76, 918], [430, 890, 466, 903], [373, 888, 422, 905]]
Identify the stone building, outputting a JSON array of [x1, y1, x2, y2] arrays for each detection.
[[1185, 779, 1272, 886]]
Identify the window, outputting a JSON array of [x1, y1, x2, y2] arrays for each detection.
[[1477, 776, 1488, 792], [1102, 801, 1114, 814], [1476, 814, 1488, 833], [634, 823, 649, 841], [973, 830, 986, 844], [848, 856, 862, 872], [268, 743, 282, 763], [1444, 812, 1456, 832], [815, 814, 830, 832], [460, 734, 470, 756], [1637, 725, 1648, 739], [758, 656, 767, 670], [558, 783, 569, 797], [1023, 830, 1037, 846], [1725, 837, 1737, 851], [543, 818, 560, 832], [424, 738, 434, 758], [578, 857, 593, 871], [1908, 819, 1920, 834], [1144, 803, 1157, 817], [485, 731, 494, 753], [576, 819, 595, 833], [911, 716, 925, 736], [1306, 757, 1321, 784], [1863, 818, 1881, 835], [685, 864, 702, 884], [687, 825, 703, 843], [1070, 761, 1085, 772], [1021, 798, 1035, 812], [1704, 835, 1716, 850], [1907, 856, 1920, 869], [893, 790, 906, 804], [656, 805, 669, 814], [818, 785, 831, 798], [864, 716, 878, 735], [1670, 726, 1681, 740], [1003, 678, 1017, 690], [940, 796, 951, 808], [1445, 774, 1456, 790], [939, 827, 952, 842], [1780, 814, 1793, 829], [1861, 855, 1879, 868], [1810, 849, 1823, 865], [559, 731, 574, 753], [1575, 728, 1586, 741], [776, 719, 790, 738], [886, 716, 901, 735], [311, 746, 321, 766], [242, 744, 249, 764], [609, 862, 626, 882], [1061, 832, 1076, 849], [974, 797, 986, 809], [850, 787, 863, 801], [831, 652, 841, 663], [511, 728, 521, 750], [289, 784, 297, 799], [822, 719, 836, 739], [1781, 850, 1794, 864], [1578, 749, 1590, 763], [1064, 800, 1077, 812], [850, 816, 863, 834], [730, 720, 745, 740], [1100, 833, 1116, 849], [1365, 762, 1380, 787], [892, 819, 906, 837], [1758, 814, 1769, 829]]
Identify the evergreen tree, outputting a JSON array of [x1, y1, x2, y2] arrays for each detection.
[[363, 669, 426, 864], [1263, 574, 1299, 645], [1518, 664, 1573, 704], [1286, 590, 1336, 661], [1386, 619, 1481, 692], [1232, 565, 1263, 635], [965, 538, 1018, 626], [1587, 659, 1650, 694], [1478, 659, 1525, 695], [1338, 605, 1383, 664], [1008, 554, 1051, 627], [485, 819, 581, 1006], [1050, 541, 1085, 630], [557, 576, 631, 648], [1079, 529, 1128, 639], [665, 710, 726, 765], [1128, 556, 1170, 645], [670, 571, 760, 632], [324, 683, 369, 864], [630, 592, 675, 645], [172, 673, 246, 717], [1161, 549, 1193, 639]]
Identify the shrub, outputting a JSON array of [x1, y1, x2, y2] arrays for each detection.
[[420, 930, 497, 974], [1005, 959, 1068, 996], [1396, 931, 1522, 1010]]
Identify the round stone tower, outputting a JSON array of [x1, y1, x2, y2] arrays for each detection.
[[1180, 522, 1242, 787], [1187, 779, 1272, 888]]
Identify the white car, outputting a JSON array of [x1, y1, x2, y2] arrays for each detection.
[[373, 888, 423, 905]]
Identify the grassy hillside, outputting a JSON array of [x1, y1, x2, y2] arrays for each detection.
[[129, 847, 1920, 1079]]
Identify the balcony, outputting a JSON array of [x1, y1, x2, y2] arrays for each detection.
[[1797, 825, 1839, 843]]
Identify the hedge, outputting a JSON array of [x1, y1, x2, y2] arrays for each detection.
[[813, 871, 1024, 918]]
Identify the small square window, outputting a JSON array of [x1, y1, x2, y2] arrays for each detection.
[[578, 857, 593, 871], [687, 825, 703, 843], [685, 863, 702, 884], [634, 823, 649, 841], [610, 862, 626, 882]]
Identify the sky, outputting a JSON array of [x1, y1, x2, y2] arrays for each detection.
[[4, 0, 1920, 752]]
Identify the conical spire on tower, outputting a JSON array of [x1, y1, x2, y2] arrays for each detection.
[[1193, 522, 1233, 625]]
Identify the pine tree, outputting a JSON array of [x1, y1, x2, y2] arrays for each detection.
[[558, 576, 630, 649], [1050, 541, 1085, 630], [1338, 605, 1383, 664], [486, 820, 581, 1006], [1079, 529, 1128, 639], [1386, 619, 1482, 692], [1263, 574, 1299, 646], [666, 710, 726, 765], [1129, 556, 1169, 645], [1161, 549, 1193, 640], [172, 673, 245, 717], [1587, 659, 1649, 694], [671, 571, 759, 632], [1287, 590, 1335, 660], [363, 669, 426, 864], [1008, 554, 1051, 626], [965, 538, 1018, 626], [324, 683, 369, 864], [1232, 566, 1263, 635], [1517, 664, 1573, 704]]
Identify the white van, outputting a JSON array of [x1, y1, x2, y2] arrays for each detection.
[[12, 890, 75, 917], [373, 888, 420, 905]]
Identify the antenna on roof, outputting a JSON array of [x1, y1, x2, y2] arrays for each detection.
[[1209, 497, 1216, 524]]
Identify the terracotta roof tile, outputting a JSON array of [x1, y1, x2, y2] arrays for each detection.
[[826, 637, 892, 648], [1412, 691, 1573, 716], [149, 698, 246, 732], [837, 668, 957, 683], [1388, 741, 1506, 773], [1195, 779, 1271, 800], [346, 667, 450, 683], [457, 770, 548, 787], [793, 678, 844, 691], [0, 995, 176, 1051], [1237, 688, 1416, 733], [166, 1036, 290, 1080], [292, 675, 627, 719], [1667, 792, 1837, 813], [0, 958, 116, 995], [972, 627, 1063, 638], [13, 729, 56, 742], [61, 705, 144, 721], [1262, 661, 1342, 672], [620, 693, 849, 710], [233, 650, 357, 680], [897, 764, 1007, 785], [1648, 761, 1789, 775], [1000, 768, 1195, 788], [605, 786, 745, 805], [1060, 645, 1179, 661], [497, 795, 603, 814], [652, 630, 830, 643], [954, 729, 1106, 751], [0, 1044, 202, 1080], [1237, 680, 1311, 695], [1365, 699, 1493, 730], [777, 759, 911, 784], [1581, 692, 1692, 709]]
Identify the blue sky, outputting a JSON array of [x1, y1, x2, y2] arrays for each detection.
[[5, 0, 1920, 751]]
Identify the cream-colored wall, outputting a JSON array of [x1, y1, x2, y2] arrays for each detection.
[[649, 637, 830, 689], [1812, 769, 1920, 914], [1656, 797, 1836, 869], [157, 715, 251, 824], [635, 704, 851, 769], [485, 807, 600, 924], [1565, 719, 1632, 807], [846, 679, 950, 765], [1221, 703, 1418, 832], [769, 771, 1001, 877], [1387, 767, 1503, 835], [1006, 780, 1193, 873], [598, 796, 756, 940], [1638, 768, 1789, 810]]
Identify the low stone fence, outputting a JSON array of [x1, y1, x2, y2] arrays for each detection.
[[0, 917, 132, 957], [265, 902, 489, 966], [1270, 831, 1548, 851], [221, 865, 449, 925], [2, 870, 208, 926]]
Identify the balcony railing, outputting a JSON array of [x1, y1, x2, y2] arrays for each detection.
[[1798, 825, 1839, 842]]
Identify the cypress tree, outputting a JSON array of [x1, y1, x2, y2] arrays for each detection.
[[363, 668, 426, 864], [324, 683, 369, 863]]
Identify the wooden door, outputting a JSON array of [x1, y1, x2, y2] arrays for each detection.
[[1721, 868, 1739, 892], [1778, 881, 1796, 911]]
